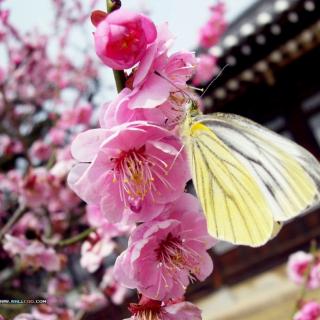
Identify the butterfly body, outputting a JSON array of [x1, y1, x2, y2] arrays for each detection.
[[182, 101, 320, 247]]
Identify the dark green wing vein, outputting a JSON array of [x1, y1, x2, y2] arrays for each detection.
[[192, 142, 219, 237], [225, 194, 237, 243], [196, 139, 269, 235], [194, 142, 239, 243], [209, 123, 312, 210], [196, 141, 256, 243], [262, 149, 313, 207]]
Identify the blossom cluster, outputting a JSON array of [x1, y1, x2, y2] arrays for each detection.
[[0, 0, 133, 319], [287, 251, 320, 290], [68, 5, 218, 318], [0, 1, 227, 319], [294, 301, 320, 320], [193, 1, 226, 86], [287, 250, 320, 320]]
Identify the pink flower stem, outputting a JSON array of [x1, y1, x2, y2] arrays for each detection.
[[293, 240, 318, 315], [106, 0, 126, 93], [58, 227, 95, 247], [0, 204, 27, 241]]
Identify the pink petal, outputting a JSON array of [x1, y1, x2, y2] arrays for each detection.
[[71, 129, 111, 162], [140, 14, 157, 42], [133, 43, 157, 87], [128, 74, 172, 109], [100, 192, 123, 223]]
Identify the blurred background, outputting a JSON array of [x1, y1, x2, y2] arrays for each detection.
[[195, 0, 320, 319], [0, 0, 320, 319]]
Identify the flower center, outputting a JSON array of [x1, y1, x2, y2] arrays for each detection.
[[112, 147, 170, 212], [156, 233, 186, 271], [155, 233, 201, 290], [133, 310, 161, 320], [119, 27, 142, 53], [129, 299, 162, 320]]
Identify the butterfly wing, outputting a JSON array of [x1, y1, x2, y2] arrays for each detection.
[[186, 121, 274, 246], [271, 221, 283, 239], [193, 113, 320, 222]]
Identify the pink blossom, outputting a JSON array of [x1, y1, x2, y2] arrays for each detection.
[[19, 168, 80, 212], [68, 122, 189, 224], [192, 53, 217, 86], [30, 309, 56, 320], [50, 160, 75, 179], [125, 297, 202, 320], [114, 194, 215, 300], [47, 274, 73, 295], [81, 205, 132, 272], [0, 134, 23, 156], [99, 24, 196, 129], [29, 141, 52, 163], [126, 49, 196, 111], [3, 235, 62, 272], [309, 262, 320, 289], [94, 9, 157, 70], [199, 2, 227, 49], [294, 301, 320, 320], [99, 49, 197, 129], [101, 267, 128, 305], [12, 212, 43, 236], [287, 251, 313, 286], [13, 315, 34, 320], [57, 104, 92, 129], [86, 204, 132, 236], [99, 88, 185, 132], [76, 291, 107, 311], [0, 9, 9, 24], [48, 128, 65, 146], [80, 231, 115, 273], [31, 305, 74, 320]]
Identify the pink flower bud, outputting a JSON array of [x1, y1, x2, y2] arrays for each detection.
[[94, 9, 157, 70]]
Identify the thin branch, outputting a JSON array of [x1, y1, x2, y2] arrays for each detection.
[[292, 240, 318, 316], [57, 227, 95, 247], [0, 204, 27, 241]]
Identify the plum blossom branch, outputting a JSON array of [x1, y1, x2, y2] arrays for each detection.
[[106, 0, 121, 12], [57, 227, 96, 247], [0, 204, 27, 241], [293, 240, 318, 315]]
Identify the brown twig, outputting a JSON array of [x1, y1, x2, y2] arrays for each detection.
[[0, 204, 27, 241]]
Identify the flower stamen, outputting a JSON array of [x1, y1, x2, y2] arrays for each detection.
[[111, 147, 171, 212]]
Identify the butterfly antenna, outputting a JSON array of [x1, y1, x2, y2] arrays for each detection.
[[167, 144, 185, 172], [200, 64, 229, 98], [187, 85, 204, 92]]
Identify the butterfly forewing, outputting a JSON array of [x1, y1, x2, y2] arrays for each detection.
[[185, 111, 320, 247], [197, 113, 320, 221]]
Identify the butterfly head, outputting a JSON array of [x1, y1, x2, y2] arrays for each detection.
[[186, 99, 201, 118]]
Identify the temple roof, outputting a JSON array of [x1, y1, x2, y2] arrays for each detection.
[[203, 0, 319, 112]]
